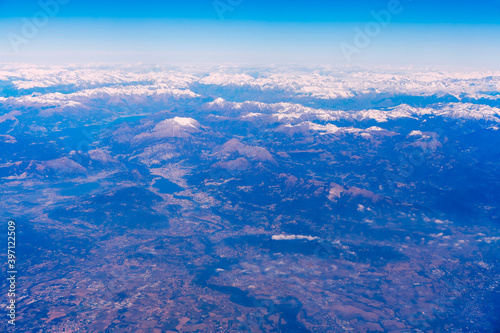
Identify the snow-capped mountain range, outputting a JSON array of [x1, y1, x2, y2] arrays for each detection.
[[1, 64, 499, 126], [2, 64, 500, 332]]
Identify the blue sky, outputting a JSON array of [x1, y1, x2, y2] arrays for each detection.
[[2, 0, 500, 24], [1, 0, 499, 68]]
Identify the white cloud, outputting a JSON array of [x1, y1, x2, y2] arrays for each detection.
[[272, 234, 319, 241]]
